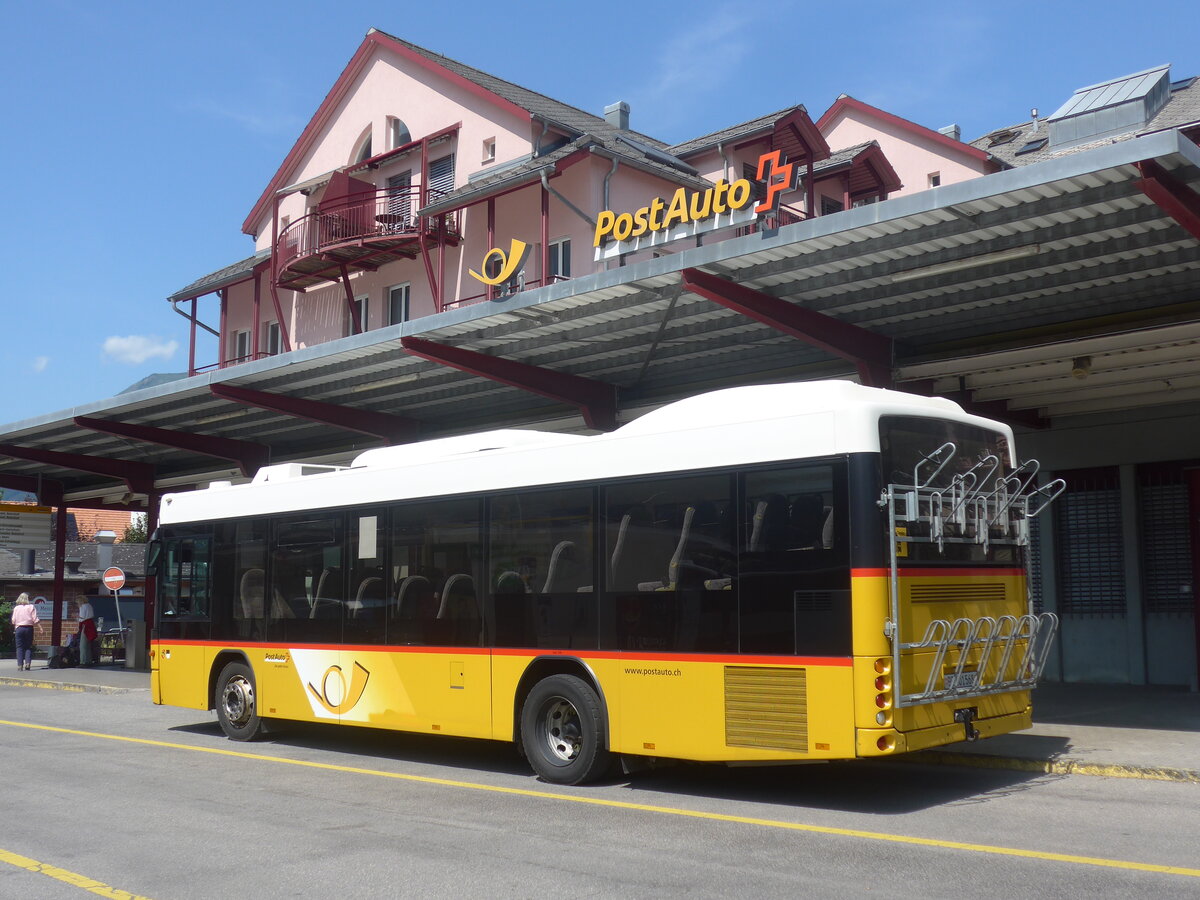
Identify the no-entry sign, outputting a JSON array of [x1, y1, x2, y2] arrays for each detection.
[[102, 567, 126, 592]]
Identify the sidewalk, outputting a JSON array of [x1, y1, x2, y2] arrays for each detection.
[[3, 663, 1198, 782], [0, 660, 151, 695]]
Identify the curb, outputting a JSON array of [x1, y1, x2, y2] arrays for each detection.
[[907, 749, 1200, 783], [0, 676, 143, 695]]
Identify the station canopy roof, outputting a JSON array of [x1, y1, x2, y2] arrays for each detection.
[[3, 129, 1198, 508]]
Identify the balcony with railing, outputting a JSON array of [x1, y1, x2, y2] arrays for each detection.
[[275, 184, 461, 292]]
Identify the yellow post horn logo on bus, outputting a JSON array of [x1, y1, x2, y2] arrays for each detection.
[[468, 239, 530, 286], [307, 661, 371, 714]]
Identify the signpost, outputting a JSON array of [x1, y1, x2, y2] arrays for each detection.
[[102, 567, 126, 653]]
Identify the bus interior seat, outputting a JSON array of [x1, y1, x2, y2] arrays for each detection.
[[395, 575, 434, 620], [750, 495, 789, 551], [351, 575, 384, 619], [314, 566, 342, 602], [541, 540, 580, 593], [439, 574, 480, 644], [438, 574, 475, 618], [270, 589, 297, 619], [821, 506, 835, 549], [494, 571, 529, 594], [788, 494, 826, 549], [662, 505, 696, 589], [238, 568, 264, 618]]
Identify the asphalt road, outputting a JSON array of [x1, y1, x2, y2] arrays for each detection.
[[2, 684, 1197, 899]]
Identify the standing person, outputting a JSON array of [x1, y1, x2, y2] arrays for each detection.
[[11, 593, 39, 671], [77, 597, 97, 667]]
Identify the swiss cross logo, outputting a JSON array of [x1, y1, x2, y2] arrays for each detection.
[[754, 150, 794, 214]]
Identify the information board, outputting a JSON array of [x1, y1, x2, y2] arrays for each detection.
[[0, 503, 52, 551]]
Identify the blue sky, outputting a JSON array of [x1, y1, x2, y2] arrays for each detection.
[[1, 0, 1197, 426]]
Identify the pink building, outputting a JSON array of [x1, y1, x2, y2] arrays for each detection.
[[170, 29, 994, 371]]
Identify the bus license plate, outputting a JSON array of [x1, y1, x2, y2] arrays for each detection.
[[944, 670, 980, 691]]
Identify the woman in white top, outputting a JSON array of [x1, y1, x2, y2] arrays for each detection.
[[11, 593, 39, 671]]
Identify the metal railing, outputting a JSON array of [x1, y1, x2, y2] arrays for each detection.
[[275, 186, 461, 270]]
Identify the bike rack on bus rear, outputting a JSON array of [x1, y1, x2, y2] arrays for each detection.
[[880, 442, 1065, 707]]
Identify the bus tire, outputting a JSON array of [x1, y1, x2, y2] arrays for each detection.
[[520, 674, 611, 785], [215, 662, 264, 741]]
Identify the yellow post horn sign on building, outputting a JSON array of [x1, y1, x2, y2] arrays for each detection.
[[469, 239, 531, 286]]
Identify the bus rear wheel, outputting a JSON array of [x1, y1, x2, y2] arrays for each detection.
[[215, 661, 264, 741], [520, 674, 611, 785]]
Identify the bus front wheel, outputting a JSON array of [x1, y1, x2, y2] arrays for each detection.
[[215, 662, 264, 741], [520, 674, 611, 784]]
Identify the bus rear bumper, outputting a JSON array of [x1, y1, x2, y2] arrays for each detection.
[[858, 704, 1032, 757]]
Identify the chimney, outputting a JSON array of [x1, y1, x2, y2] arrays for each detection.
[[938, 124, 961, 142], [65, 557, 83, 575], [604, 101, 630, 131], [96, 530, 117, 572]]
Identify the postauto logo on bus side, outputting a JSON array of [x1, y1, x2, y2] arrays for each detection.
[[593, 149, 794, 246], [289, 650, 372, 718]]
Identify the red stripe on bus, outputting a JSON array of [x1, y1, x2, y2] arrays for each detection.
[[852, 567, 1025, 578], [490, 648, 852, 666], [151, 640, 850, 667]]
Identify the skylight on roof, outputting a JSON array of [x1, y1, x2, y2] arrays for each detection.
[[1016, 137, 1048, 155], [986, 129, 1020, 147]]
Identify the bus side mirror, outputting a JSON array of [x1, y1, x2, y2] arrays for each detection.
[[145, 540, 162, 577]]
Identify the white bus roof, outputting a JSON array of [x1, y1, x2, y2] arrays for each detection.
[[159, 381, 1008, 525]]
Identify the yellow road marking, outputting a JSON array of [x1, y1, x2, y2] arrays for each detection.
[[0, 846, 151, 899], [4, 718, 1198, 879]]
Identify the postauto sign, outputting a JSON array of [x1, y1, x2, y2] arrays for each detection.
[[593, 150, 793, 260]]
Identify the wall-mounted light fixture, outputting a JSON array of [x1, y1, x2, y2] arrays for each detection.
[[889, 244, 1041, 283], [1071, 356, 1092, 379]]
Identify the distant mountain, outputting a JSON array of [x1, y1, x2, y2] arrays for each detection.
[[119, 372, 188, 394]]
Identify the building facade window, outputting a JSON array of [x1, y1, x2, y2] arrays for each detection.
[[387, 284, 410, 325], [482, 137, 496, 162], [263, 321, 281, 356], [820, 196, 844, 216], [388, 117, 411, 149], [231, 330, 250, 363], [354, 131, 373, 163], [928, 172, 942, 188], [347, 296, 369, 334], [428, 154, 456, 199], [548, 238, 571, 282], [1055, 467, 1126, 616]]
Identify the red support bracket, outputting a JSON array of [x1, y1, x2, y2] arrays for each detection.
[[0, 444, 155, 495], [0, 474, 63, 506], [680, 268, 894, 388], [208, 384, 419, 443], [401, 337, 618, 431], [901, 380, 1048, 430], [73, 416, 271, 478], [1136, 159, 1200, 241]]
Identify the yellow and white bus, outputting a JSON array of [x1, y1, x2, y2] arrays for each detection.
[[149, 381, 1062, 784]]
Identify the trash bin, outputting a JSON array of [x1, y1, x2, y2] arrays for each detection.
[[125, 620, 147, 669]]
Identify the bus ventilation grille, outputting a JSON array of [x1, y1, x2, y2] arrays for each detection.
[[724, 666, 808, 753], [909, 583, 1007, 604]]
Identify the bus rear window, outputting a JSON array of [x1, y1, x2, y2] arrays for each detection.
[[880, 415, 1017, 565], [880, 416, 1011, 489]]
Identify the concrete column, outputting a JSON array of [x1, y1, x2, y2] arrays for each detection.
[[1120, 463, 1146, 685], [1037, 471, 1063, 681]]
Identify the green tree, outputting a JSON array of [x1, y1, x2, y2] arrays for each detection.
[[122, 518, 148, 543], [0, 600, 13, 653]]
